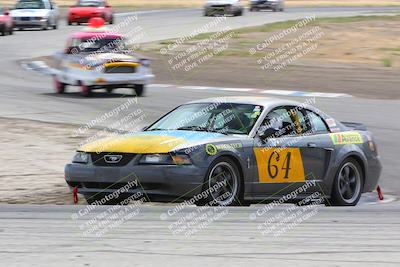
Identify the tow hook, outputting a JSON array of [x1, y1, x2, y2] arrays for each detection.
[[376, 185, 384, 201], [73, 186, 79, 204]]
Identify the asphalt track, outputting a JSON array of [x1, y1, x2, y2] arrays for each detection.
[[0, 6, 400, 266]]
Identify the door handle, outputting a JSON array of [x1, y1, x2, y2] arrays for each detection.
[[307, 142, 317, 148]]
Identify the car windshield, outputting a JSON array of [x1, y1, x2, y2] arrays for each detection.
[[147, 103, 263, 135], [76, 0, 102, 7], [71, 37, 127, 53], [15, 0, 45, 9]]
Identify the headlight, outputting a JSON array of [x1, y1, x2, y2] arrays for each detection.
[[139, 154, 191, 165], [72, 151, 89, 164]]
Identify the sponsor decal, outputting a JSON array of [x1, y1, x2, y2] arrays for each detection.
[[330, 131, 363, 145], [205, 143, 243, 155], [205, 144, 218, 156], [253, 148, 305, 183]]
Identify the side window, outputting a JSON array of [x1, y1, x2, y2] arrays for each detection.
[[259, 107, 294, 138], [287, 106, 310, 135], [306, 110, 329, 134]]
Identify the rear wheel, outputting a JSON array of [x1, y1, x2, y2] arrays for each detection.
[[329, 159, 363, 206], [1, 27, 5, 36], [197, 157, 244, 206], [54, 78, 66, 94], [133, 84, 144, 96], [9, 25, 13, 35]]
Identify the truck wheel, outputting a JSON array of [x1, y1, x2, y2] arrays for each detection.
[[133, 84, 144, 96], [329, 159, 363, 206], [80, 84, 91, 97]]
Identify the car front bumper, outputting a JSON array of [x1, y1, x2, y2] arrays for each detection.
[[13, 18, 47, 28], [68, 14, 103, 23], [65, 162, 206, 200]]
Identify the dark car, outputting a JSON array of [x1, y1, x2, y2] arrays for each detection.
[[250, 0, 285, 12]]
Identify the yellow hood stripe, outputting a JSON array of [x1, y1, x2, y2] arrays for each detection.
[[80, 135, 186, 154]]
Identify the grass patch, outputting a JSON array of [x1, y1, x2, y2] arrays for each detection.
[[382, 58, 393, 67]]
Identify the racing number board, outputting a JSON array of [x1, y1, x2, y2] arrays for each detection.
[[253, 148, 305, 183]]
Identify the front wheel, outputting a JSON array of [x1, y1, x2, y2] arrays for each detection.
[[54, 78, 66, 93], [329, 159, 363, 206], [198, 157, 244, 206], [133, 84, 145, 96]]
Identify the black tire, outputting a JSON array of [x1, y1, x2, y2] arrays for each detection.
[[9, 26, 13, 35], [329, 158, 363, 206], [133, 84, 144, 96], [236, 9, 243, 16], [1, 27, 5, 36], [68, 20, 72, 26], [197, 157, 245, 206], [53, 20, 58, 29], [109, 15, 114, 24], [106, 88, 113, 94], [280, 8, 284, 12]]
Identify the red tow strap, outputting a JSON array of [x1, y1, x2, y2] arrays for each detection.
[[73, 186, 79, 204], [377, 185, 384, 201]]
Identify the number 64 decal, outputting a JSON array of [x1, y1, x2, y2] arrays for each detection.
[[254, 148, 305, 183]]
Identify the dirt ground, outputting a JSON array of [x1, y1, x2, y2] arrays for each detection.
[[137, 17, 400, 99], [0, 118, 89, 204]]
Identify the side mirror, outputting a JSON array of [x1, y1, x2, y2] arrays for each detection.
[[4, 11, 10, 15], [141, 125, 149, 131], [105, 5, 111, 8]]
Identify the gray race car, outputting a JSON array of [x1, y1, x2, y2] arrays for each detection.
[[65, 97, 382, 206], [250, 0, 284, 12], [203, 0, 244, 16]]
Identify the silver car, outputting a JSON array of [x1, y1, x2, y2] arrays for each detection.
[[204, 0, 244, 16], [11, 0, 59, 30]]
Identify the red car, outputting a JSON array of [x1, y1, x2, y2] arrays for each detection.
[[0, 6, 13, 36], [68, 0, 113, 25]]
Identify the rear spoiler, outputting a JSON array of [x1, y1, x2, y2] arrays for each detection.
[[341, 121, 367, 131]]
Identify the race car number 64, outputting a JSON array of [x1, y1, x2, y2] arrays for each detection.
[[253, 148, 305, 183]]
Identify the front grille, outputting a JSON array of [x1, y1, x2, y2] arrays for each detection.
[[21, 17, 30, 21], [90, 152, 136, 166], [104, 66, 136, 73]]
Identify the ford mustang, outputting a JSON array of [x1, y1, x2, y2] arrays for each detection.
[[65, 97, 382, 206]]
